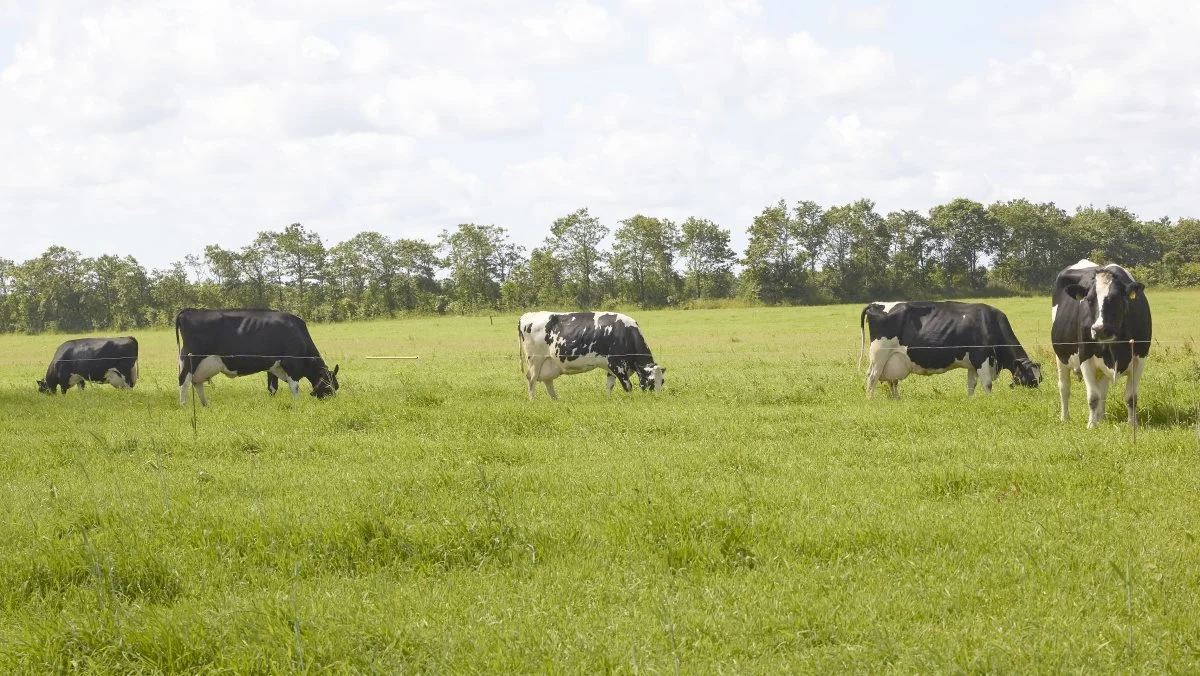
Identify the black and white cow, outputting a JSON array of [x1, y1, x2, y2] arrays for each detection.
[[1051, 259, 1151, 428], [175, 308, 340, 406], [37, 337, 138, 394], [518, 311, 665, 400], [860, 301, 1042, 399]]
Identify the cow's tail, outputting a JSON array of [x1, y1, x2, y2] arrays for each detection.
[[174, 312, 182, 352], [858, 304, 870, 372], [517, 327, 526, 375]]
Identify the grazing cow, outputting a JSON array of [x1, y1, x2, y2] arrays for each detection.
[[1050, 259, 1151, 427], [518, 311, 665, 400], [860, 301, 1042, 399], [175, 308, 340, 406], [37, 337, 138, 394]]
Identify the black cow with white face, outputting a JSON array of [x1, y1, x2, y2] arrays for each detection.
[[860, 300, 1041, 399], [1051, 259, 1151, 428], [518, 311, 665, 400], [176, 308, 339, 407], [38, 337, 138, 394]]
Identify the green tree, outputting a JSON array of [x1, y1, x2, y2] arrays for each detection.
[[440, 224, 523, 311], [742, 199, 808, 303], [611, 215, 680, 306], [929, 198, 996, 290], [547, 208, 608, 307], [679, 217, 737, 299]]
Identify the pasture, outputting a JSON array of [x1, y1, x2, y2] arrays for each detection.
[[1, 292, 1199, 672]]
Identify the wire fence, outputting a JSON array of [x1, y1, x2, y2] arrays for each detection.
[[18, 337, 1194, 368]]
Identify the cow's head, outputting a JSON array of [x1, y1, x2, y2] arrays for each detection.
[[36, 379, 53, 394], [638, 364, 665, 392], [1011, 358, 1042, 388], [1065, 270, 1145, 342], [311, 364, 340, 399]]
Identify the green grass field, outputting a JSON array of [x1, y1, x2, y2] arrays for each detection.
[[2, 292, 1199, 672]]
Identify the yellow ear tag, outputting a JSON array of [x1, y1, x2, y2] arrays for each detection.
[[1128, 290, 1137, 300]]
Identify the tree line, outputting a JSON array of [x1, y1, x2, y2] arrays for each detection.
[[2, 197, 1199, 334]]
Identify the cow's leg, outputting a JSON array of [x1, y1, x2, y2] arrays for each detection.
[[966, 365, 978, 396], [544, 378, 559, 401], [1124, 356, 1147, 427], [526, 371, 536, 400], [979, 358, 995, 394], [1080, 358, 1109, 428], [1056, 360, 1072, 421], [193, 380, 210, 407], [606, 374, 617, 394], [618, 375, 633, 393], [269, 363, 300, 400]]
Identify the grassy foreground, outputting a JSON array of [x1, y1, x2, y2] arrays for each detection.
[[1, 292, 1199, 672]]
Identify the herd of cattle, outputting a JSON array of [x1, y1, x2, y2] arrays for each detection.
[[32, 259, 1152, 428]]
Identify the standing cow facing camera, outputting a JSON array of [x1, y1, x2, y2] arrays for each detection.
[[518, 311, 665, 400], [860, 301, 1042, 399], [37, 336, 139, 394], [1051, 259, 1151, 428]]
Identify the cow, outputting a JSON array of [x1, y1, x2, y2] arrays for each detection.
[[37, 337, 138, 394], [175, 308, 340, 407], [518, 311, 665, 400], [1050, 259, 1151, 428], [859, 301, 1042, 399]]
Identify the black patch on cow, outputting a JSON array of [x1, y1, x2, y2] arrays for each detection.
[[175, 308, 340, 399], [862, 301, 1040, 385], [1051, 263, 1151, 374], [39, 337, 138, 394]]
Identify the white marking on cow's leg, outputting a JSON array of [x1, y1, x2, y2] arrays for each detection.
[[270, 362, 300, 399], [606, 374, 616, 394], [104, 368, 130, 389], [1056, 360, 1073, 421], [544, 378, 559, 401], [966, 365, 978, 396], [1080, 357, 1110, 428], [194, 381, 209, 407], [980, 359, 995, 394], [180, 372, 192, 407], [1124, 355, 1146, 427]]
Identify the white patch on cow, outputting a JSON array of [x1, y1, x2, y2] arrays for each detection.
[[1091, 270, 1114, 339], [865, 336, 974, 399], [1051, 304, 1057, 322], [877, 301, 904, 313], [1069, 259, 1099, 270], [268, 360, 301, 399], [192, 355, 236, 384], [104, 368, 130, 389], [67, 373, 84, 388]]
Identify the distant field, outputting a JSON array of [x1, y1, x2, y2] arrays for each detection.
[[1, 291, 1199, 672]]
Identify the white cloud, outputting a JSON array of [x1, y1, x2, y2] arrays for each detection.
[[1, 0, 1199, 268], [841, 3, 890, 32]]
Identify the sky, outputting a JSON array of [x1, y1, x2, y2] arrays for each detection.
[[1, 0, 1198, 269]]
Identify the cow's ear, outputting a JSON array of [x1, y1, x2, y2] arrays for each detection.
[[332, 364, 339, 376], [1127, 281, 1144, 300], [1065, 283, 1088, 301]]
